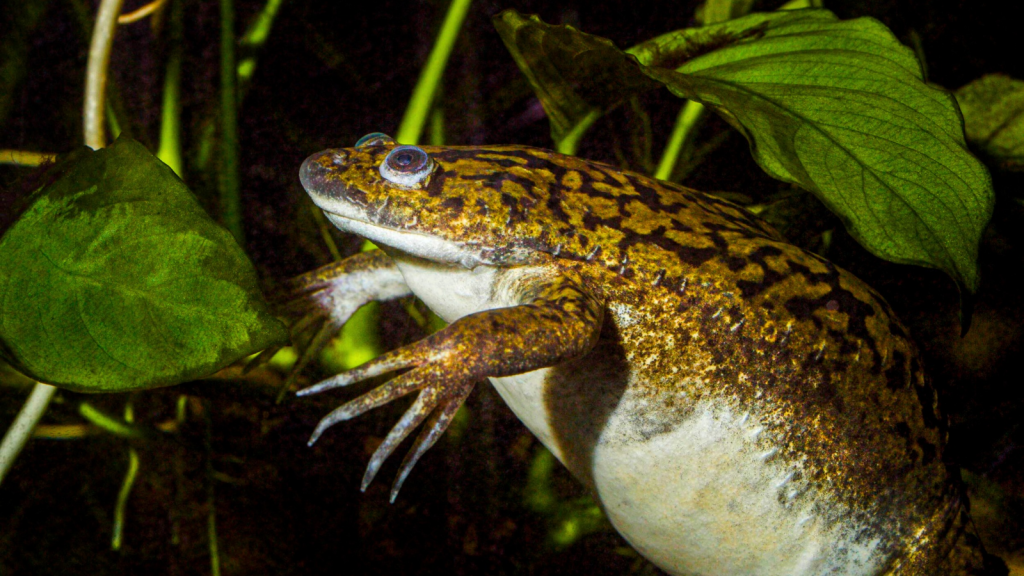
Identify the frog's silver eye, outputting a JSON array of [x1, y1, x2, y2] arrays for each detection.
[[355, 133, 395, 148], [380, 145, 434, 188]]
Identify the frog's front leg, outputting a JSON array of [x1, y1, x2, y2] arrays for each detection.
[[267, 251, 411, 395], [298, 269, 604, 501]]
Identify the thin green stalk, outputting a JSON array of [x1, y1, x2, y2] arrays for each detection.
[[312, 208, 343, 261], [238, 0, 285, 86], [429, 105, 446, 146], [111, 447, 140, 550], [157, 0, 184, 177], [653, 100, 705, 180], [204, 403, 221, 576], [557, 110, 601, 156], [395, 0, 473, 145], [78, 402, 148, 438], [0, 383, 56, 485], [111, 402, 141, 550], [105, 99, 122, 140], [219, 0, 242, 243]]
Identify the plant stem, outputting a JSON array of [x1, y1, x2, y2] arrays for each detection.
[[83, 0, 126, 149], [395, 0, 473, 145], [79, 402, 147, 438], [157, 0, 184, 177], [654, 100, 705, 181], [117, 0, 167, 24], [238, 0, 285, 87], [0, 150, 57, 166], [204, 402, 221, 576], [0, 383, 56, 485], [219, 0, 243, 243], [557, 110, 601, 156], [111, 447, 140, 550]]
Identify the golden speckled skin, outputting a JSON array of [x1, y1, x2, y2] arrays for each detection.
[[298, 142, 992, 575]]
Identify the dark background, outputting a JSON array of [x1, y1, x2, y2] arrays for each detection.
[[2, 0, 1024, 574]]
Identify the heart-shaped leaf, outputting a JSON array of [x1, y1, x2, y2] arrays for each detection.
[[0, 137, 287, 392]]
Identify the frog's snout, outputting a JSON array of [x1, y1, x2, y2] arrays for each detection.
[[299, 149, 348, 193]]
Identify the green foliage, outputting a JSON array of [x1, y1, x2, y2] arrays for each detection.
[[524, 447, 609, 549], [494, 8, 993, 293], [0, 137, 287, 392], [956, 74, 1024, 172]]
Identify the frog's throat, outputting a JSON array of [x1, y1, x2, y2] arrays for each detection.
[[322, 211, 486, 269]]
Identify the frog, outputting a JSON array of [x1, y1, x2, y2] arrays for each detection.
[[288, 132, 997, 576]]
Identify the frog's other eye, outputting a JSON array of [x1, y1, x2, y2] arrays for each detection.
[[355, 133, 395, 148], [380, 145, 434, 188]]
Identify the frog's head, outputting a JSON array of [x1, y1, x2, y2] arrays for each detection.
[[300, 133, 584, 269]]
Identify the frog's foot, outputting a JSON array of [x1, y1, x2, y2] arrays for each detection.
[[297, 336, 476, 502], [257, 252, 410, 401], [299, 272, 603, 501]]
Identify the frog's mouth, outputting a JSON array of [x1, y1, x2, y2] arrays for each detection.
[[300, 149, 492, 269], [322, 211, 488, 269]]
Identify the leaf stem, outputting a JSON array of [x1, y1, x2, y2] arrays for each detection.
[[117, 0, 167, 24], [238, 0, 285, 86], [219, 0, 243, 243], [0, 150, 57, 166], [157, 0, 184, 177], [79, 402, 148, 438], [395, 0, 473, 145], [204, 403, 221, 576], [111, 447, 140, 550], [654, 100, 705, 180], [0, 383, 57, 485], [83, 0, 126, 149]]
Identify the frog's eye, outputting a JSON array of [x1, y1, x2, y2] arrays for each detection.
[[380, 145, 434, 188], [355, 133, 395, 148]]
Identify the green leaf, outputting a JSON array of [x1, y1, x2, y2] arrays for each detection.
[[0, 137, 287, 392], [494, 9, 993, 293], [956, 74, 1024, 172]]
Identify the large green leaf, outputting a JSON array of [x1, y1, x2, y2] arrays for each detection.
[[956, 74, 1024, 172], [494, 9, 993, 293], [0, 137, 287, 392]]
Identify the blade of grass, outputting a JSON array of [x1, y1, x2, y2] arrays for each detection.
[[395, 0, 473, 145], [111, 401, 140, 551], [204, 402, 221, 576], [111, 447, 139, 550], [654, 99, 705, 180], [238, 0, 285, 88], [79, 402, 149, 438], [219, 0, 242, 243], [157, 0, 184, 177]]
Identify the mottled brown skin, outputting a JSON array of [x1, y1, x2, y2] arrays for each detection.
[[296, 142, 992, 574]]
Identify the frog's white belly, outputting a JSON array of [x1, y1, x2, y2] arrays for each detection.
[[594, 397, 884, 576], [493, 371, 886, 576], [394, 257, 883, 576]]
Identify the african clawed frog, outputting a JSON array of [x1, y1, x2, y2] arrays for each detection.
[[291, 133, 993, 575]]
